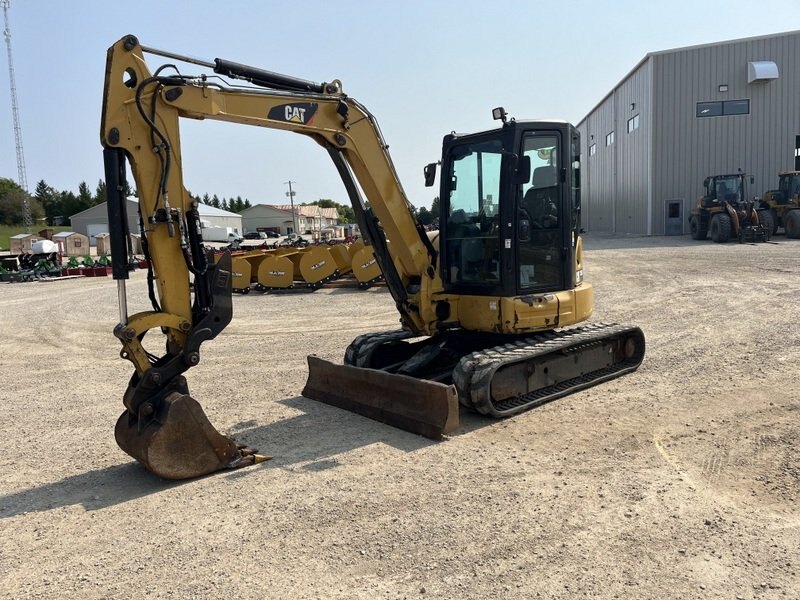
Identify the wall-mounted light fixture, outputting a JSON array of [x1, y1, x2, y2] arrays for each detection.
[[630, 102, 636, 110], [719, 84, 729, 92]]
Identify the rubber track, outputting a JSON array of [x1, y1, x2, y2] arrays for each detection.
[[452, 322, 645, 417], [344, 329, 414, 367]]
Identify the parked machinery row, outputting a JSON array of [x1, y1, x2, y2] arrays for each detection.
[[223, 239, 384, 293], [690, 171, 800, 243], [758, 171, 800, 238]]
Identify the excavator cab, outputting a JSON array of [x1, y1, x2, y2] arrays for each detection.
[[439, 121, 580, 298]]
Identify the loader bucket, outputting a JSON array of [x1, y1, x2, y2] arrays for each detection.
[[257, 255, 295, 289], [328, 244, 353, 274], [115, 391, 243, 480], [347, 239, 365, 258], [298, 246, 338, 286], [351, 246, 382, 287], [302, 355, 460, 439], [230, 256, 252, 291]]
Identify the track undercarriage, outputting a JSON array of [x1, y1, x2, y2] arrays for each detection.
[[304, 323, 645, 437]]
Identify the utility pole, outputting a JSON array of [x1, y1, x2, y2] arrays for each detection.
[[2, 0, 30, 231], [284, 180, 298, 234]]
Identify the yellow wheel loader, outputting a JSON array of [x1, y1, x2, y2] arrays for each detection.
[[101, 36, 645, 479], [758, 171, 800, 238], [689, 173, 771, 243]]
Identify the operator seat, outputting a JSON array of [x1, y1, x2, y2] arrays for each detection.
[[522, 166, 558, 228]]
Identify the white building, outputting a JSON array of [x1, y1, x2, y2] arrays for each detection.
[[70, 198, 243, 246], [240, 203, 339, 235]]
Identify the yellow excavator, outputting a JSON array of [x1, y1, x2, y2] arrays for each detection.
[[101, 35, 645, 479]]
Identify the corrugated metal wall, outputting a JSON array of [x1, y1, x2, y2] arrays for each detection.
[[652, 31, 799, 234], [580, 31, 800, 235], [578, 60, 652, 233]]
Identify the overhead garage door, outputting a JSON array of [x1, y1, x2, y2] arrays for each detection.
[[86, 223, 108, 247]]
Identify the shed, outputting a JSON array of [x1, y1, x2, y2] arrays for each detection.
[[96, 233, 142, 256], [70, 198, 243, 245], [53, 231, 90, 256], [9, 233, 41, 254]]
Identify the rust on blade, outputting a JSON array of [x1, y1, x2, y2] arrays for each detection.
[[302, 355, 459, 439]]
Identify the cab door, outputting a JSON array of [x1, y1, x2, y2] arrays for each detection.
[[515, 131, 567, 295]]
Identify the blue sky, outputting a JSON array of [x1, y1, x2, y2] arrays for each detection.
[[1, 1, 798, 209]]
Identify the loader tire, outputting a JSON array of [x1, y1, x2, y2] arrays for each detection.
[[784, 210, 800, 239], [689, 216, 707, 240], [710, 213, 732, 243], [757, 210, 774, 240]]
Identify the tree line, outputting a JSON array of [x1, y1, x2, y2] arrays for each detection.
[[1, 175, 439, 228], [0, 177, 255, 226]]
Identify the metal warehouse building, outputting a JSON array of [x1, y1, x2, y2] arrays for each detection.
[[577, 30, 799, 235]]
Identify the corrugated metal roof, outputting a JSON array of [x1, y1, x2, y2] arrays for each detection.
[[53, 231, 83, 238], [10, 233, 35, 239], [70, 198, 242, 219]]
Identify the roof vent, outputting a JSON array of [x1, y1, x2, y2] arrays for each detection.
[[748, 61, 779, 83]]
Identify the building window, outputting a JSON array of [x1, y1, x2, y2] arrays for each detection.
[[723, 99, 749, 115], [627, 114, 640, 133], [74, 240, 81, 247], [589, 143, 596, 156], [696, 102, 722, 117], [696, 99, 749, 118], [605, 131, 614, 146]]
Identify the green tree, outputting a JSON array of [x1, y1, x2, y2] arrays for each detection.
[[221, 198, 229, 211], [416, 206, 433, 225], [430, 196, 440, 218], [243, 198, 252, 209], [61, 190, 84, 219], [202, 193, 211, 205], [34, 180, 61, 225], [0, 178, 43, 225], [311, 198, 355, 223], [95, 179, 107, 205], [77, 181, 94, 213], [211, 194, 220, 208], [0, 177, 23, 198]]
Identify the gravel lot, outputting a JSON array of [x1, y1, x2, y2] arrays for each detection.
[[1, 233, 798, 599]]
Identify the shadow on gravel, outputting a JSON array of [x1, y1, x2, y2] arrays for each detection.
[[222, 396, 501, 480], [0, 462, 181, 518], [224, 396, 437, 476]]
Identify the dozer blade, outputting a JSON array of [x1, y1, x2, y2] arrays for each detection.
[[115, 391, 265, 480], [303, 355, 459, 439]]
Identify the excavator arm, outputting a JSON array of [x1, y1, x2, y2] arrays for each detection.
[[101, 35, 451, 478], [102, 35, 438, 334]]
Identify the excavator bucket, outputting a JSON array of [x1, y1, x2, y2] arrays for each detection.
[[302, 356, 460, 439], [115, 391, 255, 480]]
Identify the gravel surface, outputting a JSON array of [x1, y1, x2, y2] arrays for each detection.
[[0, 233, 798, 599]]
